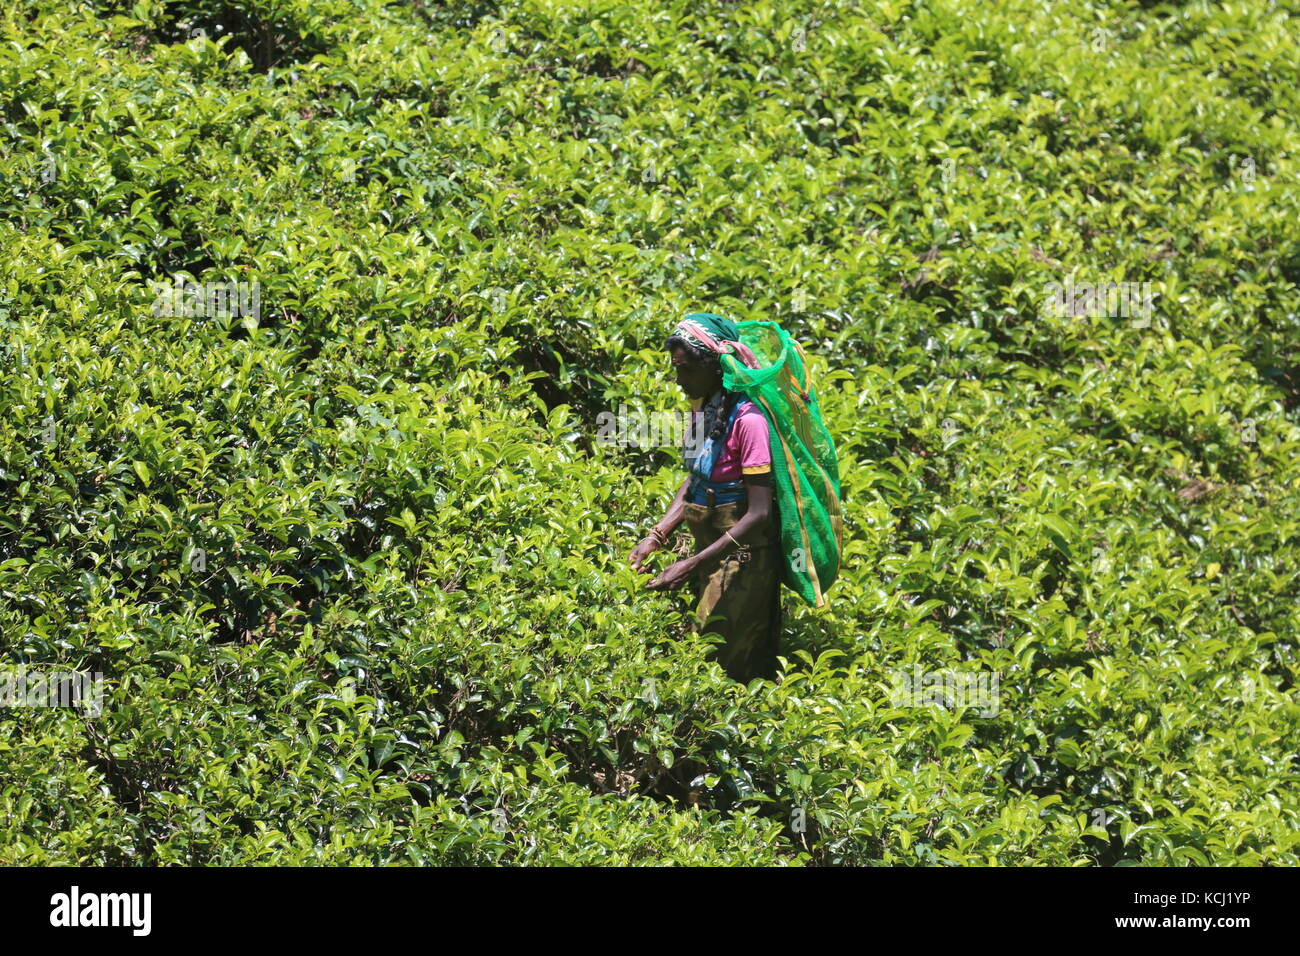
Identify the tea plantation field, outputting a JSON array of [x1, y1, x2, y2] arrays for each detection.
[[1, 0, 1297, 865]]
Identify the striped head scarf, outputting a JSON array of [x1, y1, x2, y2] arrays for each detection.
[[671, 312, 762, 370]]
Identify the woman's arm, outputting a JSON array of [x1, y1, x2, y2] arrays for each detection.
[[645, 473, 773, 589], [654, 476, 692, 539], [630, 476, 691, 571], [683, 474, 773, 575]]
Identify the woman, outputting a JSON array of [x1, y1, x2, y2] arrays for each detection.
[[629, 313, 783, 684]]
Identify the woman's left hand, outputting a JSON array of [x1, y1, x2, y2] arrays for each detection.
[[645, 558, 695, 591]]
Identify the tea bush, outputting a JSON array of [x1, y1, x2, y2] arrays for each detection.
[[1, 0, 1296, 864]]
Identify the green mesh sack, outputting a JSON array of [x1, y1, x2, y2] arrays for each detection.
[[719, 321, 844, 607]]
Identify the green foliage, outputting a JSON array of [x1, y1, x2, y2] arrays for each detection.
[[1, 0, 1297, 864]]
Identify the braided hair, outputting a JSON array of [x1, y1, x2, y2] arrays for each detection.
[[665, 332, 743, 441]]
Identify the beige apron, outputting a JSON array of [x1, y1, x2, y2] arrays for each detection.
[[682, 493, 782, 684]]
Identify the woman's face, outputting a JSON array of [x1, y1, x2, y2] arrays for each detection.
[[670, 345, 718, 400]]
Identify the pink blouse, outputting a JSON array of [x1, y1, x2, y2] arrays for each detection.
[[689, 400, 773, 482]]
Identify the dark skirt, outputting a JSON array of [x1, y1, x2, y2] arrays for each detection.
[[682, 497, 783, 683]]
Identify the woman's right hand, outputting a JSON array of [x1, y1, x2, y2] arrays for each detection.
[[629, 536, 661, 573]]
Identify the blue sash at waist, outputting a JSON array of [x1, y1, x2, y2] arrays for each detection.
[[687, 476, 746, 506]]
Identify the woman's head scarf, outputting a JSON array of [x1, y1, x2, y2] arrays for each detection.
[[670, 312, 762, 370]]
